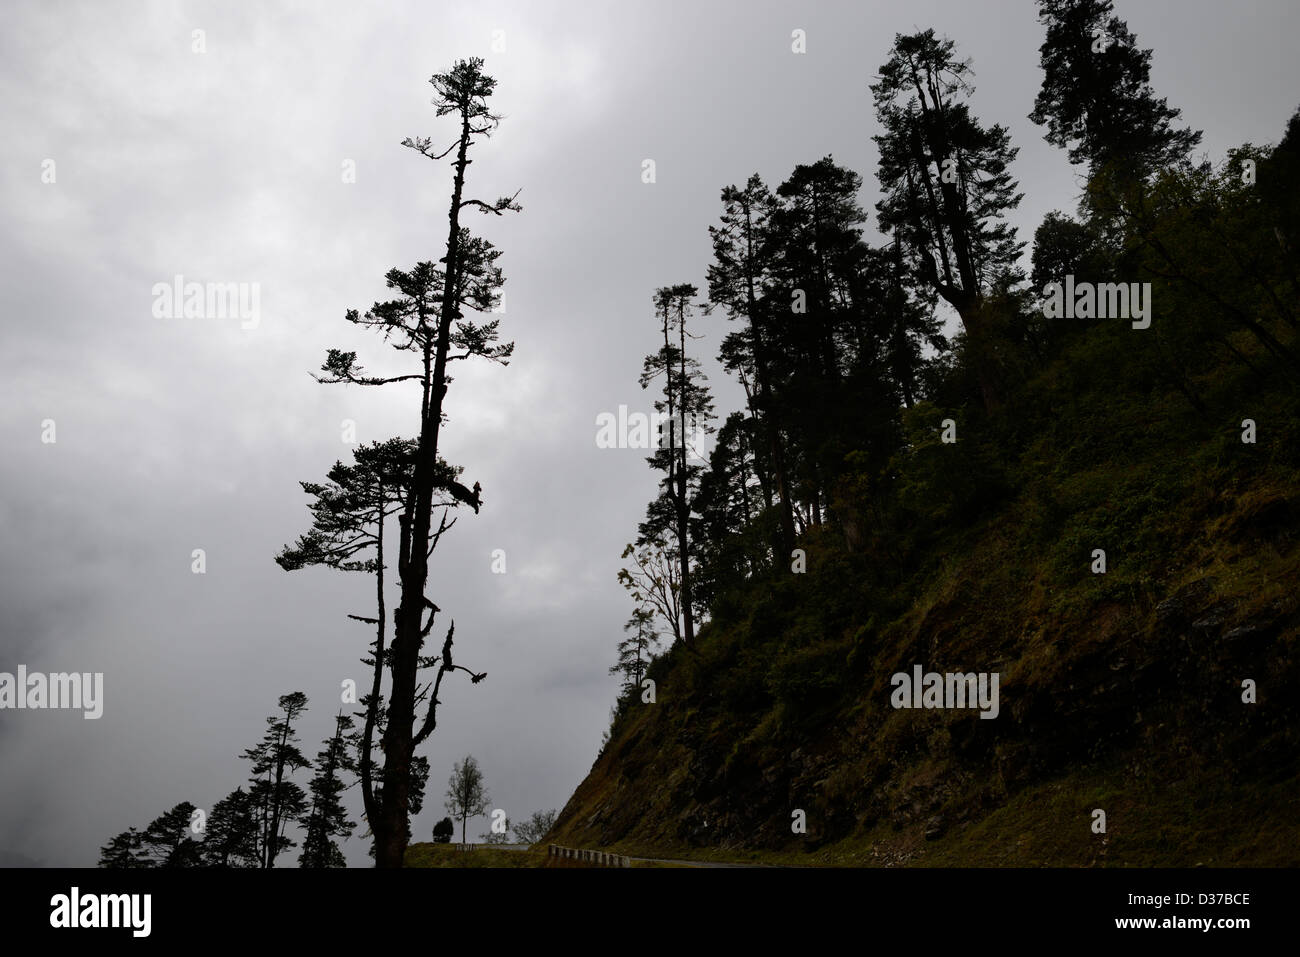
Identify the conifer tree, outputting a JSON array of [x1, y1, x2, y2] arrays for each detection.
[[691, 411, 769, 602], [610, 608, 659, 700], [299, 713, 358, 868], [201, 788, 260, 868], [872, 30, 1024, 409], [1029, 0, 1201, 184], [314, 58, 516, 868], [97, 828, 145, 868], [707, 176, 796, 559], [136, 802, 202, 868], [638, 285, 714, 644], [278, 438, 460, 858], [767, 157, 880, 520], [241, 692, 311, 868]]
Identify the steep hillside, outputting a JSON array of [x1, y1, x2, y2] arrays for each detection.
[[552, 101, 1300, 867], [552, 336, 1300, 866]]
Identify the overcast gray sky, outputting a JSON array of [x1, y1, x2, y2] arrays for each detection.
[[1, 0, 1296, 867]]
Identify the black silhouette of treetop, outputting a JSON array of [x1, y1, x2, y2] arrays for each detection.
[[707, 175, 797, 560], [201, 788, 259, 868], [637, 284, 715, 645], [241, 692, 311, 868], [872, 29, 1024, 409], [98, 803, 202, 868], [766, 156, 882, 525], [317, 242, 513, 393], [1029, 0, 1201, 184], [299, 712, 359, 868], [285, 56, 516, 869]]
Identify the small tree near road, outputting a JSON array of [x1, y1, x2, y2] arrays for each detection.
[[512, 809, 558, 846], [444, 755, 490, 845]]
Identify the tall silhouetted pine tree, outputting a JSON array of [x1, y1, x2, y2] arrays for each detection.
[[298, 58, 515, 867], [299, 713, 358, 868], [242, 692, 311, 868], [1030, 0, 1201, 185], [707, 176, 796, 561], [639, 284, 714, 644], [767, 157, 879, 522], [872, 30, 1024, 409]]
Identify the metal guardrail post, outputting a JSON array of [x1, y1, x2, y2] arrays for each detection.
[[546, 843, 629, 867]]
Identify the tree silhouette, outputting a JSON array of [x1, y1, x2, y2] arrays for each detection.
[[278, 438, 462, 857], [512, 809, 558, 846], [691, 411, 769, 601], [617, 536, 683, 646], [610, 607, 659, 700], [297, 57, 515, 868], [241, 692, 311, 868], [97, 828, 145, 868], [299, 713, 358, 868], [432, 817, 454, 843], [872, 29, 1024, 409], [201, 788, 260, 868], [444, 755, 490, 845], [137, 802, 202, 868], [707, 175, 797, 559], [1030, 0, 1201, 185], [767, 156, 882, 522], [638, 284, 714, 644]]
